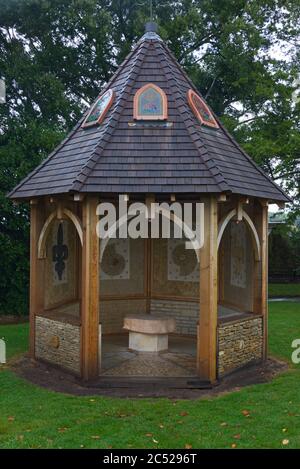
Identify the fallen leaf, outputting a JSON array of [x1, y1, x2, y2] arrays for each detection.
[[242, 410, 250, 417], [180, 411, 189, 417], [282, 439, 289, 446], [185, 444, 192, 449], [159, 424, 164, 429], [220, 422, 227, 427], [91, 436, 101, 440], [7, 416, 15, 422], [146, 433, 153, 437], [282, 428, 287, 433], [58, 427, 68, 433], [17, 435, 24, 441], [153, 438, 158, 444], [233, 434, 241, 439], [89, 399, 95, 402], [231, 443, 237, 449]]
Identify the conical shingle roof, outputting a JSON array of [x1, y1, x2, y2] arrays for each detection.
[[9, 26, 289, 202]]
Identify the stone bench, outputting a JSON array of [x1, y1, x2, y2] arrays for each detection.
[[123, 314, 176, 352]]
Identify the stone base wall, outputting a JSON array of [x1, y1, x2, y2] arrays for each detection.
[[150, 299, 198, 336], [35, 316, 81, 375], [217, 316, 263, 376]]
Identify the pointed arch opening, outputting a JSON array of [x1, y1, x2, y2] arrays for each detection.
[[217, 207, 262, 322], [217, 208, 260, 261], [38, 209, 83, 259]]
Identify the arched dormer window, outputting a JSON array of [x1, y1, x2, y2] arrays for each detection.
[[134, 84, 167, 120], [82, 89, 114, 128], [187, 89, 219, 129]]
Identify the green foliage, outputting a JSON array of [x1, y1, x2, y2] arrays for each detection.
[[269, 283, 300, 297], [0, 119, 64, 314], [0, 0, 299, 314], [1, 302, 300, 448], [269, 221, 300, 279]]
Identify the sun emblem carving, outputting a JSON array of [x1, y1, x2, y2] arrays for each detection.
[[168, 238, 199, 282], [101, 242, 127, 278], [171, 243, 198, 277]]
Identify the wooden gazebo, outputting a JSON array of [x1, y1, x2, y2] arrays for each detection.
[[9, 23, 289, 385]]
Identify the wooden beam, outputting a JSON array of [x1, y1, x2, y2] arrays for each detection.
[[145, 237, 152, 314], [237, 201, 243, 221], [73, 193, 85, 202], [81, 196, 100, 381], [237, 197, 249, 221], [253, 202, 268, 359], [261, 204, 268, 359], [146, 194, 155, 219], [57, 202, 64, 220], [217, 193, 227, 202], [197, 196, 218, 382], [29, 201, 45, 357], [239, 196, 250, 204], [259, 199, 269, 208]]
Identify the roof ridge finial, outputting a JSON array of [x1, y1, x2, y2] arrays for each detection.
[[150, 0, 153, 21], [145, 21, 158, 34], [140, 0, 159, 35]]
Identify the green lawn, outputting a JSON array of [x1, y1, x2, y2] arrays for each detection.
[[0, 302, 300, 449], [269, 283, 300, 297]]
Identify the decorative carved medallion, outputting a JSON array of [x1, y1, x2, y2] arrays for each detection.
[[168, 238, 199, 282], [101, 239, 130, 280], [48, 335, 60, 349], [230, 221, 246, 288]]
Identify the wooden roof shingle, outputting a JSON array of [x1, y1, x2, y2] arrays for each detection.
[[8, 27, 290, 202]]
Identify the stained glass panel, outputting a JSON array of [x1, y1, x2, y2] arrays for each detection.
[[188, 90, 218, 128], [83, 89, 114, 127], [138, 86, 163, 117]]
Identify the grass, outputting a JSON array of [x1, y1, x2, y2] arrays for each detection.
[[269, 283, 300, 297], [0, 302, 300, 449]]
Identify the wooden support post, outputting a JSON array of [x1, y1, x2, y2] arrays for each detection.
[[197, 196, 218, 382], [81, 196, 100, 380], [145, 237, 152, 314], [29, 200, 45, 358], [253, 202, 268, 359]]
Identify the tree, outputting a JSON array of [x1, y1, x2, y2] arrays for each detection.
[[0, 0, 299, 313]]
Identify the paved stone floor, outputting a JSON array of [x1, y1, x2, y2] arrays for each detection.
[[101, 334, 197, 377]]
